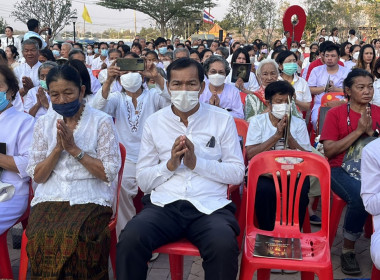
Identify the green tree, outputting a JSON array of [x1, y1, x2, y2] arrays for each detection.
[[97, 0, 216, 37], [11, 0, 76, 41], [0, 17, 7, 34], [139, 27, 161, 40], [220, 0, 280, 44]]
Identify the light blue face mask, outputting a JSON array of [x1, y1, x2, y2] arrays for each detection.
[[94, 48, 99, 54], [101, 49, 108, 57], [39, 80, 48, 90], [290, 48, 298, 53], [159, 47, 167, 54], [52, 50, 60, 57], [0, 91, 10, 111]]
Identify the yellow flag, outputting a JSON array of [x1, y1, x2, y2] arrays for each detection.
[[82, 4, 92, 24]]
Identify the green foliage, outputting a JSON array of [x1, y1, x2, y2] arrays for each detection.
[[98, 0, 216, 37], [11, 0, 76, 41], [0, 17, 7, 34], [139, 27, 161, 40]]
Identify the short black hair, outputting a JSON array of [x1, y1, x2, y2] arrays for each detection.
[[275, 50, 298, 65], [40, 49, 56, 61], [167, 57, 204, 84], [27, 19, 39, 31], [319, 41, 335, 53], [124, 52, 139, 58], [73, 42, 83, 50], [99, 42, 108, 48], [324, 44, 340, 56], [199, 49, 212, 61], [5, 26, 13, 32], [374, 57, 380, 79], [145, 50, 158, 59], [265, 80, 294, 102], [284, 31, 290, 35], [177, 43, 185, 48], [66, 59, 92, 97], [131, 42, 142, 52], [155, 37, 167, 46], [349, 29, 356, 36], [46, 64, 82, 92], [343, 68, 374, 99]]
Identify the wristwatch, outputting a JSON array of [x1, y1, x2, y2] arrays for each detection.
[[74, 150, 85, 161]]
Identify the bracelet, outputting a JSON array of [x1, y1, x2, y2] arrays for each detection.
[[74, 150, 85, 161]]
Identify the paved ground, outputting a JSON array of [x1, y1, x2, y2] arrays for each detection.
[[7, 208, 373, 280]]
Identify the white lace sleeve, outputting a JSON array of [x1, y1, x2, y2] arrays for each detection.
[[97, 117, 121, 185], [26, 118, 48, 180]]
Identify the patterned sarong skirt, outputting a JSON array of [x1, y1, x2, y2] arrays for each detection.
[[26, 201, 112, 280]]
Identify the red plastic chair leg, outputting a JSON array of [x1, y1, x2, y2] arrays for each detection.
[[0, 230, 13, 279], [109, 227, 117, 277], [257, 268, 270, 280], [365, 215, 373, 238], [303, 209, 311, 233], [329, 194, 346, 248], [372, 264, 380, 280], [301, 270, 315, 280], [168, 254, 184, 280], [19, 230, 28, 280]]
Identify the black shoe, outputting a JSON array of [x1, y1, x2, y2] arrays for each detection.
[[340, 252, 361, 275], [309, 214, 322, 225]]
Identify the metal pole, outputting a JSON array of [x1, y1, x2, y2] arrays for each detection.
[[73, 22, 76, 43]]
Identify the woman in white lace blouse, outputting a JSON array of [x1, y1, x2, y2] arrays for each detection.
[[25, 64, 121, 279]]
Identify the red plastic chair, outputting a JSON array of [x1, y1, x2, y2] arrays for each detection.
[[0, 181, 33, 279], [329, 191, 373, 248], [372, 265, 380, 280], [320, 92, 344, 107], [92, 69, 101, 79], [239, 150, 333, 280], [240, 91, 247, 107], [152, 120, 249, 280], [18, 143, 126, 280]]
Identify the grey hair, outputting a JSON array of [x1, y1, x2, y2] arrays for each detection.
[[256, 58, 279, 76], [203, 55, 231, 77], [216, 47, 229, 60], [68, 49, 85, 60], [162, 51, 173, 60], [173, 47, 190, 60], [22, 39, 39, 52], [38, 61, 58, 77], [62, 42, 73, 51]]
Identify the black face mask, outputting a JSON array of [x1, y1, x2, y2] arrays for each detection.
[[52, 98, 81, 117]]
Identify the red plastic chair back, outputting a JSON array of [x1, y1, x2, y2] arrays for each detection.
[[18, 144, 126, 280], [92, 69, 101, 79], [246, 150, 330, 236], [320, 92, 344, 107], [240, 91, 247, 106], [234, 118, 249, 166]]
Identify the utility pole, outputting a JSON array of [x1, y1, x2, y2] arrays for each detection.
[[134, 10, 137, 36]]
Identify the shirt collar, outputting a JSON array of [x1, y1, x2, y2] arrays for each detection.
[[169, 102, 203, 122]]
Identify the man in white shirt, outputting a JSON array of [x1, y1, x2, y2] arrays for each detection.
[[308, 44, 349, 129], [1, 26, 22, 54], [23, 19, 50, 50], [116, 58, 245, 280], [13, 39, 41, 98]]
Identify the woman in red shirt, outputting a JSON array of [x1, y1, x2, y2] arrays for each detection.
[[321, 68, 380, 275]]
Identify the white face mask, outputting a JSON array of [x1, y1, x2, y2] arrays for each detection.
[[170, 90, 200, 112], [109, 59, 115, 65], [301, 43, 306, 48], [271, 103, 289, 119], [250, 56, 255, 64], [120, 72, 142, 93], [352, 51, 359, 61], [208, 73, 225, 87], [163, 60, 171, 69]]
